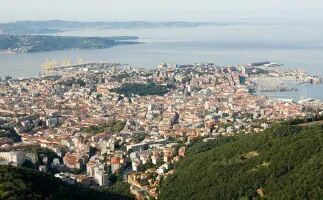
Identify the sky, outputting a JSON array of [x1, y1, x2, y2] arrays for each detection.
[[1, 0, 323, 22]]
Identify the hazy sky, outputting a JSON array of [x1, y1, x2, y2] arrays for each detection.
[[1, 0, 323, 22]]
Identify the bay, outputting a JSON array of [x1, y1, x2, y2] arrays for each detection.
[[1, 23, 323, 79]]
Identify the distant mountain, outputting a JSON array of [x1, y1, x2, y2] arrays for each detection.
[[0, 34, 140, 54], [159, 122, 323, 200], [0, 20, 226, 34], [0, 165, 133, 199]]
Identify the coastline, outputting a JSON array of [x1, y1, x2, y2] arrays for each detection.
[[0, 34, 141, 55]]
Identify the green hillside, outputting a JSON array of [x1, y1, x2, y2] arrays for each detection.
[[159, 123, 323, 200], [0, 34, 140, 54], [0, 165, 133, 200]]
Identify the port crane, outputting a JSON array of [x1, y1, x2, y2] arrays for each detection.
[[42, 59, 58, 70], [42, 57, 84, 71]]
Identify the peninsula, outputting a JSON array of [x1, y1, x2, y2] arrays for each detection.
[[0, 34, 140, 54]]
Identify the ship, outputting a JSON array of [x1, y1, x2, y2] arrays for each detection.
[[297, 88, 316, 104], [298, 98, 315, 104]]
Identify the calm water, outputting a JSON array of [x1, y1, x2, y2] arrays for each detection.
[[1, 24, 323, 79], [257, 82, 323, 101]]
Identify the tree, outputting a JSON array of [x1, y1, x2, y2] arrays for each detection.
[[0, 165, 134, 200], [159, 123, 323, 200]]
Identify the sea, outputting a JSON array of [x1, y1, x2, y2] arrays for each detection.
[[1, 23, 323, 100]]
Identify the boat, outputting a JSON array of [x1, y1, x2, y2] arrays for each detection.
[[298, 98, 315, 104]]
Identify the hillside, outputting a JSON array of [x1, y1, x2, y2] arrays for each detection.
[[0, 34, 140, 54], [0, 165, 134, 200], [159, 123, 323, 200], [0, 20, 224, 34]]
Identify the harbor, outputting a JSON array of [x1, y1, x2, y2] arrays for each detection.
[[41, 57, 125, 76], [254, 78, 323, 102], [245, 65, 323, 102]]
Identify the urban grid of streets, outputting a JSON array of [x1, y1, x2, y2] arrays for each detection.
[[0, 61, 322, 199]]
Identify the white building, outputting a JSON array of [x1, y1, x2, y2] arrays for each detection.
[[54, 173, 76, 185], [157, 166, 166, 175], [94, 168, 109, 186], [131, 158, 141, 172], [0, 151, 26, 166], [39, 165, 47, 173]]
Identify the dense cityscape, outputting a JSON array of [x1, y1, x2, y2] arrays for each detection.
[[0, 60, 322, 199], [1, 0, 323, 198]]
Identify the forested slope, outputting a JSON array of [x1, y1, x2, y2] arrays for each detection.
[[0, 165, 133, 200], [159, 124, 323, 200]]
